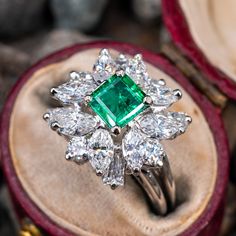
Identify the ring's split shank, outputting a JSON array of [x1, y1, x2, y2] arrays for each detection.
[[134, 156, 175, 215]]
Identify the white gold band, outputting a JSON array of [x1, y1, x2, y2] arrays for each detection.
[[134, 155, 175, 215]]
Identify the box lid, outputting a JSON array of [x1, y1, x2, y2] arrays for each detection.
[[162, 0, 236, 100]]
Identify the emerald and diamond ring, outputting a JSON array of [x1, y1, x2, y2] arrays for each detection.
[[43, 48, 192, 214]]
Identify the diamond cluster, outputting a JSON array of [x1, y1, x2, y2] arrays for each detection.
[[44, 49, 191, 189]]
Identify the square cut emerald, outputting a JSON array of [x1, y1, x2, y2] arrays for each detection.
[[89, 74, 148, 128]]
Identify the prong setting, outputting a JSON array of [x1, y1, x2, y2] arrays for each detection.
[[69, 71, 80, 80], [65, 153, 73, 160], [96, 171, 103, 176], [43, 113, 50, 121], [133, 167, 141, 176], [125, 167, 132, 175], [158, 79, 166, 86], [111, 184, 118, 190], [111, 126, 121, 136], [173, 89, 182, 100], [50, 88, 57, 96], [134, 54, 142, 61], [156, 159, 164, 168], [50, 121, 60, 131], [143, 95, 153, 105], [100, 48, 110, 56], [117, 53, 127, 62], [84, 95, 92, 104], [115, 69, 125, 77], [185, 115, 192, 124]]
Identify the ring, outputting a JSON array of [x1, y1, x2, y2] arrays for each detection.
[[43, 49, 191, 215]]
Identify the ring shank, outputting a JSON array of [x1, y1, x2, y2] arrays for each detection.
[[133, 155, 175, 215]]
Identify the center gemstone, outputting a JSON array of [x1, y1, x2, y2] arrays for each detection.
[[89, 74, 148, 128]]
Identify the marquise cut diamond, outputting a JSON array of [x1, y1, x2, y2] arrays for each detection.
[[168, 112, 191, 133], [143, 139, 165, 167], [52, 72, 96, 105], [122, 126, 146, 171], [88, 129, 114, 174], [93, 49, 115, 83], [147, 79, 179, 110], [126, 54, 150, 88], [66, 137, 88, 164], [76, 113, 99, 136], [138, 112, 190, 139], [46, 107, 98, 136], [122, 126, 167, 170]]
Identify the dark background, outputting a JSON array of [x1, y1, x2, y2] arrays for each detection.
[[0, 1, 235, 235]]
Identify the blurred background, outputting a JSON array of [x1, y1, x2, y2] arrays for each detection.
[[0, 0, 235, 235]]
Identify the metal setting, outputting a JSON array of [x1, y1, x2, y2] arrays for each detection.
[[143, 95, 153, 105], [173, 89, 182, 100], [50, 88, 57, 96], [111, 126, 121, 136], [43, 113, 50, 121], [84, 95, 92, 104], [50, 121, 60, 131], [43, 49, 192, 215], [186, 115, 192, 124], [157, 78, 166, 86], [115, 69, 125, 77], [70, 71, 80, 80]]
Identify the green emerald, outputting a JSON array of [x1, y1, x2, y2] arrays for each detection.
[[89, 74, 148, 128]]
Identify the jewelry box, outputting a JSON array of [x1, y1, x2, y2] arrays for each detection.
[[2, 1, 236, 235], [0, 40, 229, 236]]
